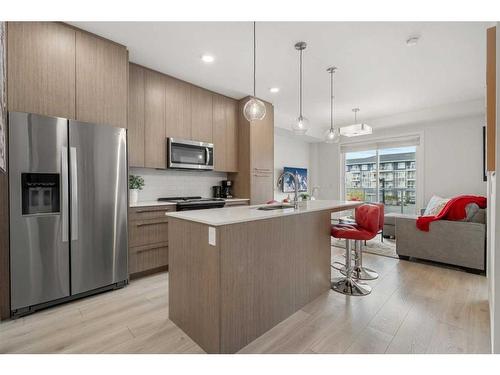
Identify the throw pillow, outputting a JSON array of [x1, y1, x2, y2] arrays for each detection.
[[460, 203, 480, 222], [423, 195, 450, 216]]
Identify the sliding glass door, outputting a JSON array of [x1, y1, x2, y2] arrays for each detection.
[[344, 146, 417, 214]]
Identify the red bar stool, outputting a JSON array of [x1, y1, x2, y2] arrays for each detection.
[[349, 203, 383, 281], [331, 204, 380, 296]]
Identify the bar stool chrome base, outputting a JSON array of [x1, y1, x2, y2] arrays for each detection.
[[331, 238, 372, 296], [349, 266, 378, 281], [331, 277, 372, 296]]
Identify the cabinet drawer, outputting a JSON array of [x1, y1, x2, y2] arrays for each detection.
[[129, 218, 169, 247], [129, 244, 168, 274], [129, 205, 176, 221]]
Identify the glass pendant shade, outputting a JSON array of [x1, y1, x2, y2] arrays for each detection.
[[292, 115, 309, 135], [243, 97, 266, 121], [324, 127, 340, 143]]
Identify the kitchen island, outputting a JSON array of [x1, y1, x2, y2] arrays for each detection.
[[166, 200, 361, 353]]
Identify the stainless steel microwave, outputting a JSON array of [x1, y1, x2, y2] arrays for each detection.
[[167, 138, 214, 170]]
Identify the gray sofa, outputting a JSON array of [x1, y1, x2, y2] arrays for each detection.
[[395, 209, 486, 273]]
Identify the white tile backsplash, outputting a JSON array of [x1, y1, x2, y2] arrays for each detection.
[[130, 168, 228, 201]]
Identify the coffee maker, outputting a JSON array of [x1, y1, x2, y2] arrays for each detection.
[[221, 180, 233, 199]]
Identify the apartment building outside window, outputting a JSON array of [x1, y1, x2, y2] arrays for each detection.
[[344, 146, 417, 214]]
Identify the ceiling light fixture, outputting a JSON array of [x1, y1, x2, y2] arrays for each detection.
[[292, 41, 309, 135], [406, 35, 420, 47], [243, 22, 266, 122], [201, 54, 215, 63], [340, 108, 373, 137], [269, 87, 280, 93], [324, 66, 340, 143]]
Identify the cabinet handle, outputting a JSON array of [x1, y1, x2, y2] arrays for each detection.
[[136, 221, 168, 227], [253, 174, 271, 177], [253, 168, 272, 172], [136, 246, 166, 254]]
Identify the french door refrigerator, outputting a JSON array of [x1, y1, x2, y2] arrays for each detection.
[[9, 112, 128, 316]]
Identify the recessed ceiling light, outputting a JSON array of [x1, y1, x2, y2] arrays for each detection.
[[201, 54, 215, 63], [269, 87, 280, 93], [406, 36, 420, 47]]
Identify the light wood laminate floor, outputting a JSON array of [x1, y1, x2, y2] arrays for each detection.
[[0, 249, 490, 354]]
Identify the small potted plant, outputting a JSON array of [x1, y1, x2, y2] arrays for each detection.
[[129, 175, 145, 204]]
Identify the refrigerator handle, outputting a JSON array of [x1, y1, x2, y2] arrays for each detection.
[[61, 147, 69, 242], [70, 147, 79, 241]]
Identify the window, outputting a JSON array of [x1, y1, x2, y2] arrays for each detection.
[[344, 145, 417, 214]]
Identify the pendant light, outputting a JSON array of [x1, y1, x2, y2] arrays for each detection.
[[324, 66, 340, 143], [292, 42, 309, 135], [340, 108, 373, 137], [243, 22, 266, 122]]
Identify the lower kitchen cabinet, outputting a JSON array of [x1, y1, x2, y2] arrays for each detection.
[[128, 205, 175, 278], [129, 244, 169, 276]]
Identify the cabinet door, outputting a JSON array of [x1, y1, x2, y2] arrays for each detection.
[[213, 94, 227, 171], [251, 174, 274, 205], [128, 64, 145, 167], [165, 76, 191, 140], [144, 69, 166, 169], [7, 22, 76, 119], [251, 101, 274, 173], [76, 31, 128, 128], [225, 98, 238, 172], [191, 86, 213, 143]]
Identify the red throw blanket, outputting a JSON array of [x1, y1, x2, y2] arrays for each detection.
[[416, 195, 487, 232]]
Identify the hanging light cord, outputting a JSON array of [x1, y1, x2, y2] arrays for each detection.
[[253, 21, 256, 97], [330, 69, 334, 132], [299, 48, 303, 118]]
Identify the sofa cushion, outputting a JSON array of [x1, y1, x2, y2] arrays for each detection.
[[423, 195, 450, 216]]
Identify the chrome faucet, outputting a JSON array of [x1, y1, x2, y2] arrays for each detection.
[[277, 171, 300, 209]]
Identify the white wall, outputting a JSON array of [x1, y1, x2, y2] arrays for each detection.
[[309, 142, 341, 200], [423, 117, 486, 203], [310, 114, 487, 208], [273, 132, 311, 201], [129, 167, 227, 202]]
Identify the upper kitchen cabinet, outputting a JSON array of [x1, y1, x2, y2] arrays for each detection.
[[190, 86, 213, 143], [229, 98, 273, 204], [128, 64, 145, 167], [144, 69, 167, 169], [7, 22, 76, 119], [75, 31, 128, 128], [250, 101, 274, 173], [213, 94, 238, 172], [165, 76, 191, 140], [213, 94, 227, 171]]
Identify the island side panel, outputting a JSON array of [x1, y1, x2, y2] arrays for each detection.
[[219, 210, 331, 353], [168, 218, 220, 353]]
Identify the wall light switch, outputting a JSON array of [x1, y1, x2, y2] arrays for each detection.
[[208, 227, 216, 246]]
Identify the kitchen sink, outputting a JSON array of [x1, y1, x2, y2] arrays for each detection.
[[256, 204, 295, 211]]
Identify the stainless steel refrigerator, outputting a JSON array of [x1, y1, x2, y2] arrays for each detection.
[[9, 112, 128, 316]]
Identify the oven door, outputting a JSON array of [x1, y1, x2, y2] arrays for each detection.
[[168, 138, 214, 170]]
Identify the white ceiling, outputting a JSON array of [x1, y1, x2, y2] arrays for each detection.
[[71, 21, 489, 139]]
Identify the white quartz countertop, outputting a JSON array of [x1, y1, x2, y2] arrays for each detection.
[[129, 198, 249, 208], [165, 200, 362, 226], [129, 200, 176, 208]]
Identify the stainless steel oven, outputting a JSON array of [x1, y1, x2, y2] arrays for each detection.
[[168, 138, 214, 170]]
